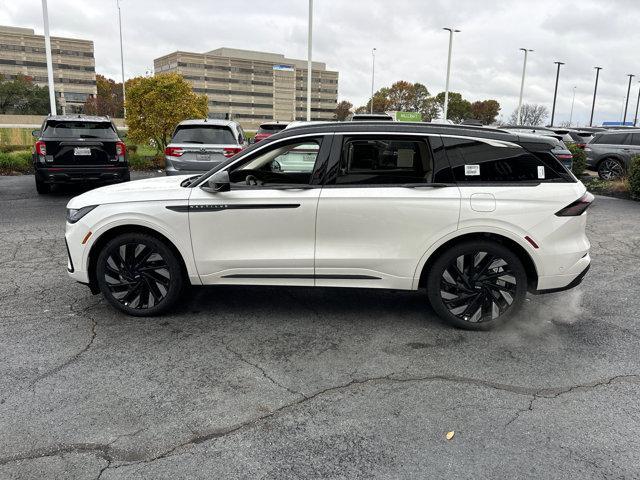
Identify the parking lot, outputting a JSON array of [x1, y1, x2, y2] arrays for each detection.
[[0, 172, 638, 479]]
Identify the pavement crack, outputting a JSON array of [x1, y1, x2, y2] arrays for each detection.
[[0, 443, 112, 467], [220, 336, 306, 400]]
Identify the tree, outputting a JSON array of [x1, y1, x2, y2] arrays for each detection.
[[361, 87, 392, 114], [508, 103, 549, 126], [125, 73, 208, 152], [469, 99, 501, 125], [334, 100, 353, 121], [435, 91, 472, 123], [358, 81, 440, 121], [83, 74, 124, 117], [0, 74, 51, 114]]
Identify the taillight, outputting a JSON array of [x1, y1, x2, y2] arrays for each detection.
[[164, 146, 184, 157], [223, 146, 243, 158], [555, 154, 573, 160], [116, 141, 126, 157], [576, 143, 586, 149], [555, 192, 595, 217], [35, 140, 46, 156]]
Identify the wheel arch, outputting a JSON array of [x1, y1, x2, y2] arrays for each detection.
[[596, 155, 626, 170], [86, 224, 190, 294], [415, 232, 539, 292]]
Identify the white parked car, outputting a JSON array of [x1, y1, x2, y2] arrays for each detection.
[[66, 122, 592, 329]]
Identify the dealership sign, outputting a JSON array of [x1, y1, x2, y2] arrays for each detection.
[[394, 111, 422, 122], [273, 64, 295, 71]]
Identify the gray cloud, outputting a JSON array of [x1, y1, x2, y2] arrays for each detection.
[[1, 0, 639, 125]]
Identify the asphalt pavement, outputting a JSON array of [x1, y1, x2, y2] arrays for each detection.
[[0, 173, 639, 479]]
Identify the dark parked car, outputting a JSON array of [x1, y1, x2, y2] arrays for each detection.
[[584, 129, 640, 179], [253, 122, 288, 143], [33, 115, 129, 194], [501, 127, 574, 171]]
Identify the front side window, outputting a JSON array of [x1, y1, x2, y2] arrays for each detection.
[[593, 133, 628, 145], [228, 138, 322, 186], [443, 137, 567, 183], [172, 126, 236, 145], [333, 136, 435, 185], [628, 133, 640, 146]]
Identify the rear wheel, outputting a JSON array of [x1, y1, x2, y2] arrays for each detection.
[[35, 179, 50, 194], [597, 158, 624, 180], [96, 233, 184, 316], [426, 241, 528, 330]]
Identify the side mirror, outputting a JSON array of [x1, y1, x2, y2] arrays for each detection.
[[32, 129, 41, 138], [202, 170, 230, 193]]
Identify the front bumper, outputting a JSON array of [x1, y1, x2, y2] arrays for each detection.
[[36, 165, 129, 184]]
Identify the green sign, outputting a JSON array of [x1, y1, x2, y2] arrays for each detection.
[[395, 111, 422, 122]]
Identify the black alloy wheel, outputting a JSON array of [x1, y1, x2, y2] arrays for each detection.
[[426, 241, 527, 330], [96, 233, 183, 316], [597, 158, 624, 180]]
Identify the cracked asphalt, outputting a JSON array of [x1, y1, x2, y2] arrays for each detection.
[[0, 173, 639, 479]]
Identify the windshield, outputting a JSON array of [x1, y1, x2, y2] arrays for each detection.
[[171, 125, 236, 145], [43, 121, 118, 139], [258, 124, 286, 133]]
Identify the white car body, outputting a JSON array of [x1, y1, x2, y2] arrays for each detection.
[[66, 123, 591, 327]]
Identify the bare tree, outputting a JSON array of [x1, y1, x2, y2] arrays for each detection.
[[508, 103, 549, 126]]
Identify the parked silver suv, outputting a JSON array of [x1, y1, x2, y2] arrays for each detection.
[[164, 119, 247, 176], [585, 129, 640, 179]]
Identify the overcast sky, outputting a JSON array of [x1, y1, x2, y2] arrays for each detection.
[[1, 0, 639, 125]]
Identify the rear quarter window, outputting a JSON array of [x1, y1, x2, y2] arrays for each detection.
[[443, 136, 571, 183], [172, 126, 237, 144]]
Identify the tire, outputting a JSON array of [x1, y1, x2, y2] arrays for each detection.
[[96, 233, 184, 316], [35, 179, 50, 194], [426, 240, 528, 330], [597, 158, 625, 180]]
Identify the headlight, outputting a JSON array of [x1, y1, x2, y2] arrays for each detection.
[[66, 205, 98, 224]]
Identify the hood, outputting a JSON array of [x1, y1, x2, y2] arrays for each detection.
[[67, 174, 193, 209]]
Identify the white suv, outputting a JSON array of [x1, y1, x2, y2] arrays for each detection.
[[65, 122, 592, 329]]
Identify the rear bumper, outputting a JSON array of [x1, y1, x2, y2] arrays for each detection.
[[534, 254, 591, 294], [35, 165, 129, 184], [164, 157, 224, 176]]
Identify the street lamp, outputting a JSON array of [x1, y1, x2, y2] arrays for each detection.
[[442, 27, 460, 121], [117, 0, 126, 120], [569, 86, 577, 126], [41, 0, 56, 115], [550, 61, 564, 127], [370, 48, 376, 114], [516, 48, 533, 125], [634, 82, 640, 127], [589, 67, 602, 127], [306, 0, 313, 121], [623, 74, 635, 125]]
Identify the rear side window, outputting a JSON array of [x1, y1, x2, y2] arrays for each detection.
[[43, 121, 118, 139], [333, 136, 439, 185], [443, 136, 569, 183], [172, 126, 236, 144], [592, 133, 628, 145]]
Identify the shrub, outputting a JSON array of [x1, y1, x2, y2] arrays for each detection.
[[127, 153, 164, 171], [0, 150, 32, 173], [0, 144, 33, 153], [568, 143, 587, 177], [629, 155, 640, 200]]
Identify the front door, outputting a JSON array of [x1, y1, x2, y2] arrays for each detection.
[[189, 134, 332, 285], [314, 134, 461, 290]]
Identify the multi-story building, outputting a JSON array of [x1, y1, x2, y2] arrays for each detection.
[[0, 25, 96, 113], [154, 47, 338, 128]]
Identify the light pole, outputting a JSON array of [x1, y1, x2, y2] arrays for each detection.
[[442, 27, 460, 121], [623, 74, 635, 125], [117, 0, 126, 120], [550, 61, 564, 127], [517, 48, 533, 125], [306, 0, 313, 121], [370, 48, 376, 114], [41, 0, 56, 115], [589, 67, 602, 127], [634, 82, 640, 127], [569, 86, 577, 126]]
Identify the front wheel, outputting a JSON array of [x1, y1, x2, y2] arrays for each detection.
[[96, 233, 184, 316], [597, 158, 624, 180], [426, 240, 528, 330]]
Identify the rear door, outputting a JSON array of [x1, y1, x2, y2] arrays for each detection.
[[169, 124, 240, 171], [41, 120, 120, 166], [314, 133, 460, 290]]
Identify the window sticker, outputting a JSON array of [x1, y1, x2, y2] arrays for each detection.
[[465, 164, 480, 176], [537, 165, 545, 179]]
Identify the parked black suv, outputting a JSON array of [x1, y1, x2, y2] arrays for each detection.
[[33, 115, 130, 194]]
